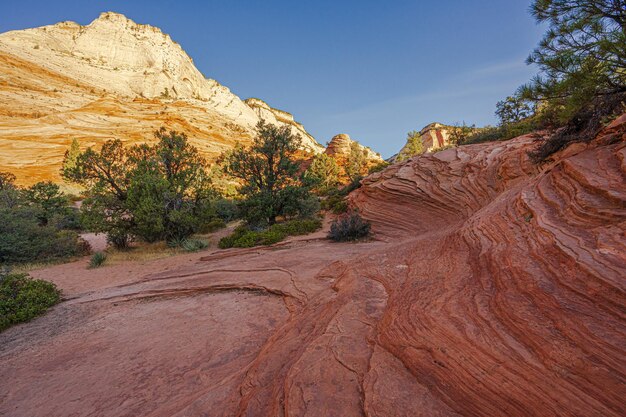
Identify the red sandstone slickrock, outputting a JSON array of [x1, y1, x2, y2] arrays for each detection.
[[1, 116, 624, 416]]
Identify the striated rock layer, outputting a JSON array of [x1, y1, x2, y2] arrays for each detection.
[[1, 117, 624, 416], [0, 12, 323, 185]]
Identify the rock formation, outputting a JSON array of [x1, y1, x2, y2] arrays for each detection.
[[391, 122, 483, 162], [324, 133, 383, 162], [2, 115, 624, 416], [0, 12, 322, 184]]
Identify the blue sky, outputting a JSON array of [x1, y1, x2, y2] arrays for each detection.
[[1, 0, 544, 157]]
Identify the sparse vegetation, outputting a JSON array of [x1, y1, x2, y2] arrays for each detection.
[[0, 273, 61, 332], [396, 130, 424, 161], [219, 218, 321, 248], [328, 211, 371, 242], [89, 251, 107, 268]]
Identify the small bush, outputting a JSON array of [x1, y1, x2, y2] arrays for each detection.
[[181, 238, 209, 252], [201, 218, 226, 233], [321, 194, 349, 214], [89, 251, 107, 268], [214, 198, 240, 222], [0, 273, 61, 331], [328, 212, 371, 242], [219, 218, 322, 249]]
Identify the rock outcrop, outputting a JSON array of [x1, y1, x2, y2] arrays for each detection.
[[0, 12, 322, 184], [324, 133, 383, 162], [391, 122, 484, 162], [2, 116, 624, 416]]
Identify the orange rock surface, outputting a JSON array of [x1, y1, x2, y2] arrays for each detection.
[[1, 117, 624, 416]]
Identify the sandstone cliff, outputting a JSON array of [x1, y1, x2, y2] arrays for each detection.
[[0, 12, 322, 184]]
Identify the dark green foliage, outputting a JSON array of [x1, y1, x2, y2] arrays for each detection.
[[0, 273, 61, 331], [23, 181, 69, 226], [0, 171, 16, 191], [529, 91, 626, 162], [222, 120, 317, 225], [328, 212, 371, 242], [214, 198, 240, 222], [516, 0, 625, 160], [62, 128, 217, 247], [89, 251, 107, 268], [0, 186, 89, 264], [496, 96, 536, 126], [200, 218, 226, 233], [321, 194, 349, 214], [218, 218, 322, 249]]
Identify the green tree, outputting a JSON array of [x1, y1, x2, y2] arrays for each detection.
[[496, 96, 535, 126], [23, 181, 69, 226], [344, 141, 368, 182], [63, 128, 216, 247], [127, 128, 215, 242], [449, 123, 478, 146], [521, 0, 626, 121], [223, 120, 313, 225], [63, 139, 81, 173], [62, 139, 133, 248], [0, 171, 16, 190], [396, 131, 423, 162], [304, 153, 341, 192]]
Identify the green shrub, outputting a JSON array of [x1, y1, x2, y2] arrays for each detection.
[[200, 218, 226, 233], [321, 194, 349, 214], [328, 212, 371, 242], [0, 207, 90, 264], [0, 273, 61, 331], [214, 198, 240, 222], [181, 238, 209, 252], [219, 218, 322, 249], [89, 251, 107, 268]]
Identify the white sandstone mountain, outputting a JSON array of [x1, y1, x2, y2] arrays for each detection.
[[0, 12, 323, 183]]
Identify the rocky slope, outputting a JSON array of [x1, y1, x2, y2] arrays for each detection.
[[1, 117, 624, 416], [0, 12, 322, 185]]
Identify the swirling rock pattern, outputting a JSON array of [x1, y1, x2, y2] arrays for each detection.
[[1, 117, 624, 416]]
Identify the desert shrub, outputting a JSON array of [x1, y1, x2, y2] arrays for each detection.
[[529, 92, 626, 162], [181, 238, 209, 252], [0, 273, 61, 331], [272, 218, 322, 236], [328, 212, 371, 242], [214, 198, 240, 222], [89, 251, 107, 269], [0, 207, 90, 264], [200, 218, 226, 233], [50, 207, 83, 231], [368, 161, 389, 174], [321, 194, 349, 214], [219, 218, 322, 249]]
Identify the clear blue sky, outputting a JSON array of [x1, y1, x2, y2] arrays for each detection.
[[1, 0, 544, 157]]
